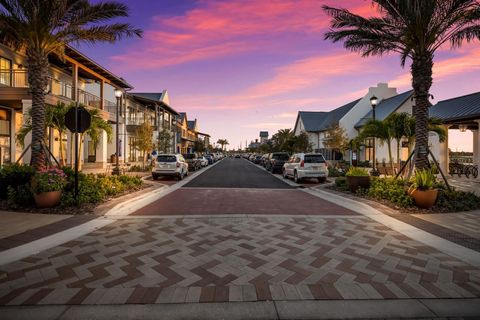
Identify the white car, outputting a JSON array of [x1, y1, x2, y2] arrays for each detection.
[[283, 153, 328, 183], [199, 156, 208, 167], [152, 154, 188, 180]]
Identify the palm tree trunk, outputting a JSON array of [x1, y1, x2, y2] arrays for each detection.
[[396, 138, 401, 168], [411, 54, 433, 170], [387, 140, 393, 172], [26, 50, 50, 171], [59, 130, 66, 167]]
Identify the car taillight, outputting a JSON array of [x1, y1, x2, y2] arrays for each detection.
[[176, 162, 181, 167], [300, 160, 304, 167]]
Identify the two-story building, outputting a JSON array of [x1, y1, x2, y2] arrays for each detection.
[[176, 112, 210, 154], [0, 42, 181, 168]]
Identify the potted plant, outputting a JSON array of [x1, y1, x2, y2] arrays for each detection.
[[345, 167, 370, 193], [30, 168, 67, 208], [408, 169, 438, 209]]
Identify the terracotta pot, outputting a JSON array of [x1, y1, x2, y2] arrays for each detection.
[[346, 176, 370, 193], [410, 188, 438, 209], [34, 191, 62, 208]]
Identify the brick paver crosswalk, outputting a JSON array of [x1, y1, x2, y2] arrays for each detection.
[[1, 216, 479, 305]]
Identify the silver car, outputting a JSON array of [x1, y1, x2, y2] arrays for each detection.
[[283, 153, 328, 183], [152, 154, 188, 180]]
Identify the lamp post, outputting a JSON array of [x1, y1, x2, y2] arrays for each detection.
[[112, 89, 123, 175], [369, 95, 378, 175]]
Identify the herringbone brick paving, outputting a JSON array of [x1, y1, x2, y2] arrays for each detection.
[[1, 216, 479, 305]]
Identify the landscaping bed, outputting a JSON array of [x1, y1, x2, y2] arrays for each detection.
[[331, 174, 480, 214], [0, 164, 147, 215]]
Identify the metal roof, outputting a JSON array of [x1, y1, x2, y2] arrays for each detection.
[[187, 120, 196, 130], [429, 91, 480, 123], [355, 90, 413, 128], [297, 98, 360, 132]]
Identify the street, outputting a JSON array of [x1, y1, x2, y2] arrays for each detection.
[[1, 158, 479, 316]]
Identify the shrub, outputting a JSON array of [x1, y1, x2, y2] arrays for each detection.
[[7, 184, 34, 208], [334, 177, 347, 189], [0, 164, 35, 199], [411, 169, 436, 191], [435, 189, 480, 212], [128, 165, 151, 172], [367, 178, 413, 208], [30, 168, 67, 193], [328, 166, 345, 177], [346, 167, 369, 177]]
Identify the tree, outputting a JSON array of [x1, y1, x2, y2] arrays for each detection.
[[271, 129, 294, 152], [323, 0, 480, 169], [291, 131, 313, 153], [216, 139, 229, 150], [0, 0, 142, 170], [359, 119, 394, 169], [385, 112, 410, 167], [17, 102, 69, 166], [133, 121, 154, 168], [323, 124, 349, 156], [193, 140, 206, 153], [78, 108, 112, 170], [157, 127, 172, 153]]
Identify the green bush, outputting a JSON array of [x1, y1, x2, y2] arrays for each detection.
[[60, 173, 143, 206], [7, 184, 34, 208], [367, 177, 413, 208], [435, 189, 480, 212], [334, 177, 347, 189], [328, 166, 345, 177], [346, 167, 369, 177], [0, 164, 35, 199]]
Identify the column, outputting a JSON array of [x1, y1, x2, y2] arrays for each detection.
[[100, 80, 104, 110], [21, 99, 32, 164], [438, 125, 450, 175], [72, 64, 78, 101], [475, 121, 480, 170], [95, 131, 108, 168]]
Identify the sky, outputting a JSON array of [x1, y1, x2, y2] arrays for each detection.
[[78, 0, 480, 151]]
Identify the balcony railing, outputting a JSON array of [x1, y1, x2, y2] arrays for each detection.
[[0, 69, 28, 88], [104, 99, 117, 114]]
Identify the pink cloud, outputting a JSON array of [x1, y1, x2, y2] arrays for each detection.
[[111, 0, 369, 70]]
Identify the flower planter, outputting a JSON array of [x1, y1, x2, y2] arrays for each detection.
[[34, 191, 62, 208], [409, 188, 438, 209], [346, 176, 370, 193]]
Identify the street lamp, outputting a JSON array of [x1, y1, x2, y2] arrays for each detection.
[[112, 89, 123, 175], [369, 95, 379, 175]]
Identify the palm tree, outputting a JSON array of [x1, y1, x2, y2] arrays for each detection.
[[385, 112, 410, 167], [17, 102, 69, 166], [359, 119, 394, 170], [272, 129, 294, 151], [0, 0, 142, 170], [323, 0, 480, 169], [216, 139, 229, 151], [78, 108, 112, 170]]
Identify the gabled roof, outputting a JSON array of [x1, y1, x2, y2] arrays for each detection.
[[296, 111, 328, 132], [187, 120, 196, 130], [429, 91, 480, 123], [179, 112, 187, 123], [130, 92, 179, 116], [355, 90, 413, 128], [296, 98, 360, 132]]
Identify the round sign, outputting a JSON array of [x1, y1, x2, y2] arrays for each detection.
[[65, 106, 91, 133]]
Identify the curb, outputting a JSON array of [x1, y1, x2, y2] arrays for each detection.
[[1, 298, 479, 320]]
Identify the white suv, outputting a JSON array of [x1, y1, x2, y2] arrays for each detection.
[[152, 154, 188, 180], [283, 153, 328, 183]]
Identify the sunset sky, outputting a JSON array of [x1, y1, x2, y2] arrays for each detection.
[[80, 0, 479, 151]]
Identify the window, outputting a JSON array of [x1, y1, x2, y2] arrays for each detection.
[[0, 56, 12, 86], [0, 108, 11, 164]]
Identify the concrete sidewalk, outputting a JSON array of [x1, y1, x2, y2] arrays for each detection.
[[1, 298, 479, 320]]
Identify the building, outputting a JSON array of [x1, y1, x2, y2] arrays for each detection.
[[292, 82, 480, 175], [259, 131, 269, 144], [175, 113, 210, 154], [0, 42, 203, 169]]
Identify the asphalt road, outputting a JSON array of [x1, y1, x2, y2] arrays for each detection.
[[184, 157, 294, 189]]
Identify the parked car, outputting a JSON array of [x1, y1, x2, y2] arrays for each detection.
[[199, 156, 208, 167], [253, 155, 263, 164], [152, 154, 188, 180], [260, 154, 270, 167], [182, 153, 202, 171], [283, 153, 328, 183], [205, 154, 214, 164], [249, 154, 256, 161], [265, 152, 290, 173], [234, 154, 241, 158], [207, 153, 217, 162]]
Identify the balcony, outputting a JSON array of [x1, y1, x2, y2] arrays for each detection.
[[0, 69, 113, 111]]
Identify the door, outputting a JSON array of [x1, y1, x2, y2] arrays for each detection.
[[87, 140, 96, 162]]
